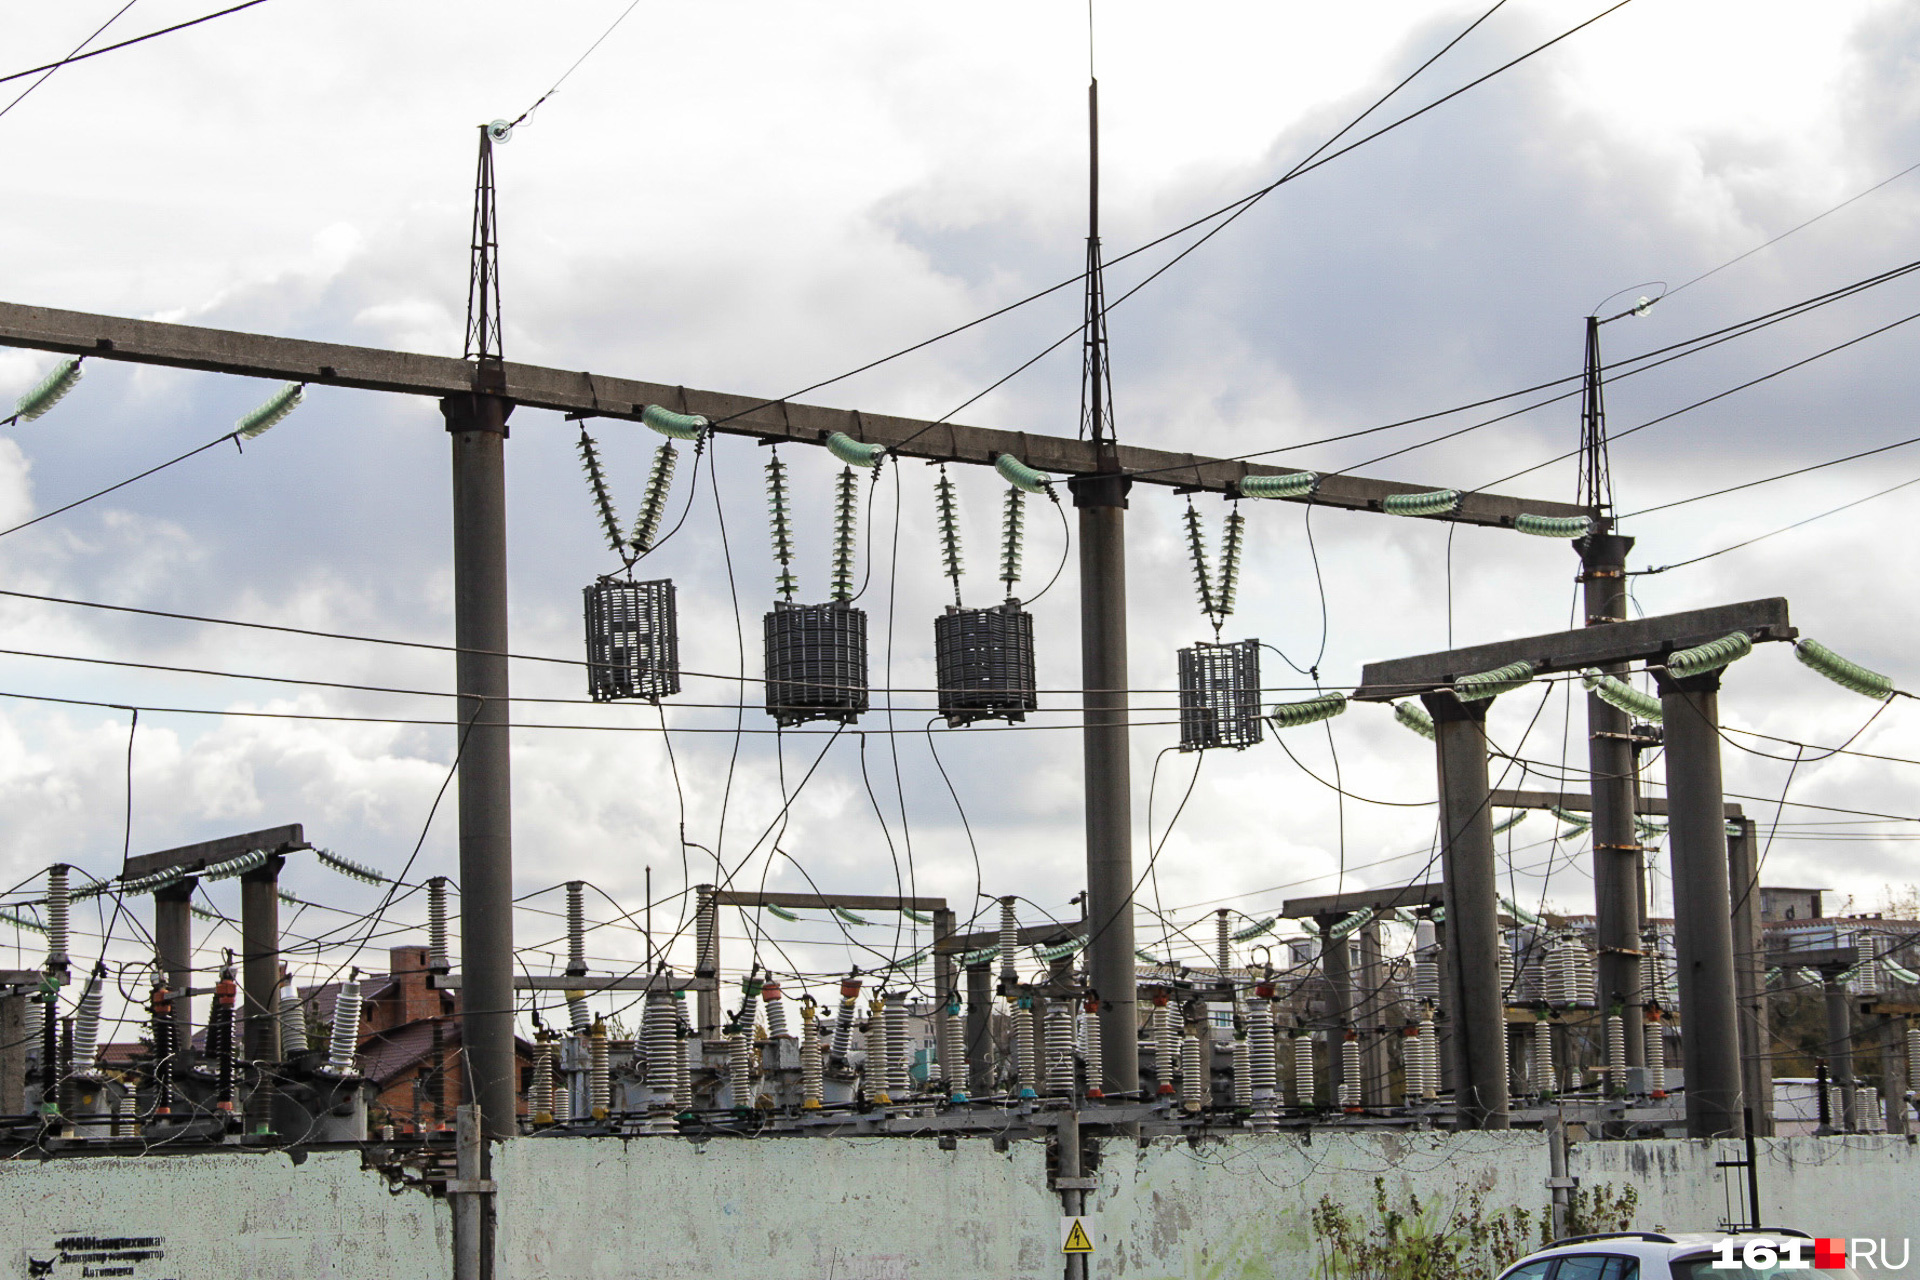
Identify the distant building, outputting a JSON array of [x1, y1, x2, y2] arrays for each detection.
[[1761, 887, 1825, 923]]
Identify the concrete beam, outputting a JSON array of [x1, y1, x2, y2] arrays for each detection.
[[940, 922, 1084, 956], [0, 301, 1587, 527], [1354, 599, 1795, 701], [1281, 883, 1445, 919], [1488, 789, 1745, 820], [123, 824, 307, 880], [711, 891, 948, 913]]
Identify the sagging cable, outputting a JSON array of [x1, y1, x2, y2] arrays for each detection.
[[1239, 472, 1317, 500], [1269, 691, 1346, 729], [1382, 489, 1461, 518], [641, 405, 709, 440], [1513, 513, 1592, 538], [1794, 638, 1896, 701], [825, 431, 884, 469], [1582, 669, 1663, 722], [235, 383, 305, 441], [1454, 659, 1535, 701], [10, 358, 83, 424], [995, 453, 1051, 494], [1665, 631, 1752, 679]]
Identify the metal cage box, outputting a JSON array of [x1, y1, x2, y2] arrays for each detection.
[[1177, 638, 1263, 752], [933, 602, 1038, 727], [584, 577, 681, 703], [764, 601, 869, 726]]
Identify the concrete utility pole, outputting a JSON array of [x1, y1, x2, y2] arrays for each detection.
[[1317, 914, 1353, 1106], [443, 388, 518, 1144], [1822, 971, 1857, 1133], [239, 853, 284, 1133], [1357, 920, 1390, 1107], [1421, 691, 1509, 1130], [1579, 532, 1645, 1070], [1656, 668, 1746, 1139]]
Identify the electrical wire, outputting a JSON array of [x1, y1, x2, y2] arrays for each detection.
[[0, 0, 277, 87], [0, 0, 139, 123], [1621, 431, 1920, 519], [1630, 471, 1920, 576]]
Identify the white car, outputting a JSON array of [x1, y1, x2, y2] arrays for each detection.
[[1496, 1230, 1861, 1278]]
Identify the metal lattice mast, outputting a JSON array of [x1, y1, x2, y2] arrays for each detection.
[[464, 124, 506, 369], [1577, 314, 1611, 519], [1079, 79, 1116, 453]]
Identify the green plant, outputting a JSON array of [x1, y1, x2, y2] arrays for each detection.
[[1310, 1176, 1536, 1280]]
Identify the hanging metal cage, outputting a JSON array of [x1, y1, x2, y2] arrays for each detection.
[[584, 577, 680, 703], [933, 601, 1037, 727], [1177, 638, 1263, 752], [765, 601, 869, 726]]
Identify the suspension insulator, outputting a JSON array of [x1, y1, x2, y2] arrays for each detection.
[[12, 358, 83, 423], [1382, 488, 1461, 518], [640, 404, 709, 440], [1238, 471, 1317, 500], [994, 453, 1050, 494], [825, 431, 884, 468], [1394, 700, 1436, 740], [1665, 630, 1753, 679], [1795, 638, 1896, 701], [1513, 513, 1592, 539], [1269, 692, 1347, 729], [1454, 659, 1536, 702], [1582, 668, 1665, 722]]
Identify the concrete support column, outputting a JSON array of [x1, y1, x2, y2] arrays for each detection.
[[1358, 922, 1390, 1107], [154, 880, 196, 1055], [1823, 973, 1857, 1133], [1318, 916, 1351, 1105], [443, 390, 518, 1143], [1578, 532, 1645, 1069], [965, 962, 993, 1098], [1656, 670, 1745, 1139], [1071, 472, 1138, 1095], [240, 854, 284, 1134], [1421, 690, 1508, 1130]]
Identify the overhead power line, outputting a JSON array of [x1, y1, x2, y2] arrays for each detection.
[[0, 1, 277, 88], [0, 1, 140, 124]]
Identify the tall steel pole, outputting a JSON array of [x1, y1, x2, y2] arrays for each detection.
[[1656, 670, 1744, 1138], [1422, 691, 1508, 1129], [443, 389, 517, 1142], [1073, 473, 1137, 1094], [1579, 531, 1645, 1069]]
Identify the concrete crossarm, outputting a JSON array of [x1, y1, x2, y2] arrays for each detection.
[[1353, 598, 1796, 701], [0, 300, 1587, 528], [1487, 789, 1745, 820], [1281, 882, 1445, 919], [710, 891, 947, 913], [123, 823, 308, 880]]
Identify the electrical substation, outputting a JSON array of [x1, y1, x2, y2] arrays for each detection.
[[4, 7, 1920, 1280]]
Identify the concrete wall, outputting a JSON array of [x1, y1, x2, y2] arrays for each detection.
[[3, 1133, 1917, 1279], [0, 1149, 448, 1280]]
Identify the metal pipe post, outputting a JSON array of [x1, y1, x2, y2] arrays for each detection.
[[1656, 671, 1745, 1138], [239, 854, 284, 1133], [1728, 817, 1772, 1134], [154, 880, 195, 1054], [443, 391, 518, 1142], [1579, 533, 1645, 1069], [1071, 473, 1138, 1094], [1421, 691, 1508, 1129], [1881, 1016, 1907, 1135], [451, 1102, 490, 1280], [1318, 916, 1351, 1105], [1823, 973, 1857, 1132], [1058, 1106, 1087, 1280]]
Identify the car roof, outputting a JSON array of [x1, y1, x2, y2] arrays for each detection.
[[1516, 1230, 1812, 1266]]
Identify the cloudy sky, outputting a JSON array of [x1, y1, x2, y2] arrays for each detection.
[[3, 0, 1918, 1032]]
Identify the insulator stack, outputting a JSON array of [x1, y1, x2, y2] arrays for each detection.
[[1232, 1036, 1251, 1108], [1578, 946, 1596, 1006], [1179, 1033, 1205, 1113], [1498, 943, 1515, 1004], [997, 898, 1019, 984], [831, 974, 862, 1065], [1247, 990, 1277, 1105], [1339, 1033, 1361, 1109], [1044, 1001, 1075, 1097], [1857, 934, 1884, 996], [866, 998, 890, 1104], [1017, 998, 1041, 1100], [149, 982, 175, 1113], [1292, 1032, 1315, 1106], [1154, 1000, 1178, 1097], [1497, 1012, 1510, 1098], [279, 981, 310, 1057], [1533, 1017, 1555, 1097], [934, 994, 956, 1092], [589, 1020, 611, 1118], [1907, 1023, 1920, 1093], [1645, 1014, 1667, 1097], [327, 980, 362, 1075], [45, 865, 70, 974], [738, 974, 763, 1038], [427, 877, 450, 972], [642, 991, 677, 1098], [71, 963, 104, 1076], [757, 980, 786, 1039], [801, 1008, 824, 1110], [1548, 938, 1573, 1005], [211, 971, 238, 1111], [1399, 1026, 1422, 1106], [554, 1054, 574, 1123], [1080, 999, 1102, 1099], [1856, 1086, 1878, 1133], [566, 881, 587, 975], [532, 1033, 556, 1124], [695, 891, 720, 989], [567, 990, 592, 1036], [884, 995, 909, 1098], [729, 1028, 752, 1109], [1215, 911, 1231, 976], [1418, 1015, 1439, 1100], [1606, 1013, 1627, 1094]]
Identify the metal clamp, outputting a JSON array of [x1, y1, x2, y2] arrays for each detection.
[[446, 1179, 496, 1195], [1053, 1176, 1097, 1192]]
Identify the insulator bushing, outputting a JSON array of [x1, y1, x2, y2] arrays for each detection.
[[279, 982, 310, 1057], [1018, 999, 1041, 1099], [672, 1024, 691, 1110], [590, 1022, 611, 1118], [327, 981, 362, 1076], [737, 974, 763, 1039], [566, 881, 587, 975], [1080, 1002, 1102, 1098], [45, 865, 69, 974], [1418, 1017, 1438, 1100], [532, 1034, 556, 1123], [584, 576, 680, 702], [1154, 1003, 1178, 1097], [1645, 1016, 1667, 1097], [1339, 1034, 1360, 1109], [831, 975, 861, 1066], [643, 990, 678, 1101], [801, 1011, 824, 1109], [884, 994, 909, 1098], [1247, 1003, 1277, 1099], [1907, 1023, 1920, 1093], [567, 992, 592, 1035], [1292, 1033, 1315, 1106], [1179, 1033, 1205, 1113], [997, 898, 1019, 985], [764, 981, 789, 1039], [729, 1029, 752, 1109], [866, 999, 890, 1104], [1606, 1014, 1626, 1094], [1232, 1036, 1251, 1108], [1533, 1019, 1555, 1097], [427, 877, 450, 972], [1044, 1001, 1074, 1097], [71, 964, 104, 1076], [695, 890, 719, 982], [1215, 911, 1232, 975]]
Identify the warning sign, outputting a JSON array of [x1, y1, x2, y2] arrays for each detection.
[[1061, 1217, 1095, 1255]]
